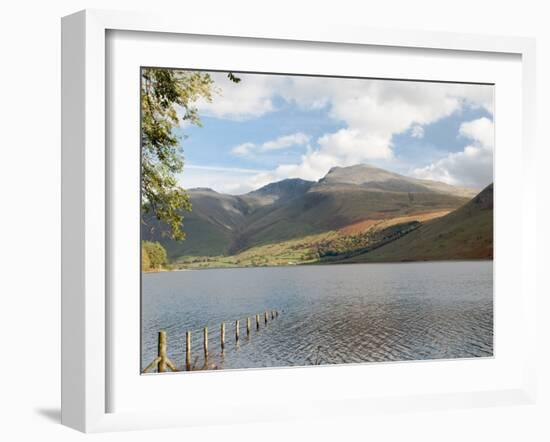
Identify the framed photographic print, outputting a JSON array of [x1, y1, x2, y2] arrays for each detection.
[[61, 9, 537, 432], [139, 68, 495, 374]]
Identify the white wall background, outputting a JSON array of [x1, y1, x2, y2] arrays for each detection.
[[0, 1, 547, 440]]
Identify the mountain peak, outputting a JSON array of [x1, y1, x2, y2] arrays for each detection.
[[244, 178, 314, 207], [326, 163, 379, 175], [189, 187, 218, 193], [321, 163, 400, 186], [319, 163, 476, 198], [253, 178, 313, 194]]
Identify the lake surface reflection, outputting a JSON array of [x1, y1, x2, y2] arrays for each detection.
[[141, 261, 493, 372]]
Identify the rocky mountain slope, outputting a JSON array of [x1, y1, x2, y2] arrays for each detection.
[[142, 164, 478, 260]]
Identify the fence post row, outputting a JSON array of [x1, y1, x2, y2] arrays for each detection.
[[143, 310, 280, 373]]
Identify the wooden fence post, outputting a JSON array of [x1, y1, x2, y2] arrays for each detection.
[[185, 331, 191, 370], [203, 327, 208, 358], [158, 330, 167, 373], [146, 309, 284, 373]]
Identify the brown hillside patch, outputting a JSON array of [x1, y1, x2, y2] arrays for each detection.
[[339, 209, 452, 235], [376, 210, 452, 228], [339, 219, 380, 235]]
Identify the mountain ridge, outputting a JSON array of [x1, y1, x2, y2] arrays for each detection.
[[142, 164, 482, 260], [319, 164, 477, 198]]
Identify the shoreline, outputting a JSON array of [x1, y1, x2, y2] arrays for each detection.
[[143, 267, 190, 274], [142, 257, 494, 273]]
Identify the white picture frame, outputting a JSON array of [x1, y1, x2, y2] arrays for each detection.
[[61, 9, 537, 433]]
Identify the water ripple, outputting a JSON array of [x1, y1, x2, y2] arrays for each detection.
[[141, 261, 493, 371]]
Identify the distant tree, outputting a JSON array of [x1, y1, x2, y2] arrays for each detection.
[[142, 241, 168, 269], [141, 68, 241, 240], [141, 245, 151, 271]]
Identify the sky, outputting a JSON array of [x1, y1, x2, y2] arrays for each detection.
[[173, 71, 494, 195]]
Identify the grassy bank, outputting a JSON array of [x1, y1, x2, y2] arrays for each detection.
[[170, 210, 451, 270]]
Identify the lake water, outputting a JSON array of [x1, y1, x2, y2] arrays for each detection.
[[141, 261, 493, 372]]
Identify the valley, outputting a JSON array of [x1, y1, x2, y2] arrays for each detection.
[[141, 164, 492, 269]]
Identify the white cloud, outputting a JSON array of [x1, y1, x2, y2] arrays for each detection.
[[262, 132, 311, 151], [188, 73, 494, 190], [186, 164, 266, 174], [179, 164, 269, 194], [231, 142, 256, 156], [231, 132, 310, 156], [253, 79, 488, 183], [196, 73, 281, 120], [413, 117, 494, 189], [234, 135, 393, 191], [316, 129, 393, 164], [411, 125, 425, 139], [459, 117, 494, 148], [450, 83, 494, 115]]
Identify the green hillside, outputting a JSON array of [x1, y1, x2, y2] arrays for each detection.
[[173, 209, 451, 269], [344, 183, 493, 263], [142, 188, 247, 259], [142, 164, 480, 262], [236, 186, 469, 248]]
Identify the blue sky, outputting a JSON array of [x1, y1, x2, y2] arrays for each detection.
[[174, 72, 494, 194], [176, 99, 344, 172]]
